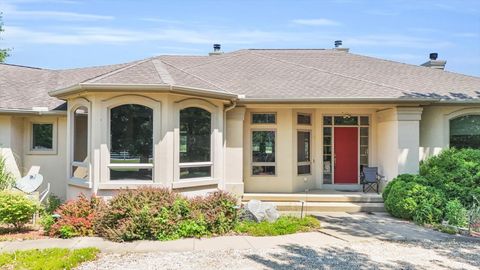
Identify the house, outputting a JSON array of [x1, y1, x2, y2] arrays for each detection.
[[1, 43, 479, 200]]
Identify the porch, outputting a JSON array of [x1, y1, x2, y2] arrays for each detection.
[[242, 190, 385, 213]]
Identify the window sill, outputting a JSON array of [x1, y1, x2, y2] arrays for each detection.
[[172, 178, 218, 189], [26, 149, 58, 155], [68, 178, 91, 188], [98, 181, 165, 190]]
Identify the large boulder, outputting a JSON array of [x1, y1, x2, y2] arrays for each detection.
[[243, 200, 280, 223]]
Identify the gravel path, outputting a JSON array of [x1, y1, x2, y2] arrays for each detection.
[[77, 239, 480, 270]]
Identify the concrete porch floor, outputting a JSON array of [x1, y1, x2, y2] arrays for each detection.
[[242, 190, 385, 212]]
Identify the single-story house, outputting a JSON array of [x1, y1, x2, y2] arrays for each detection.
[[1, 43, 479, 200]]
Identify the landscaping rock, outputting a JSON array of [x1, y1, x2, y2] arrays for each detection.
[[245, 200, 279, 223]]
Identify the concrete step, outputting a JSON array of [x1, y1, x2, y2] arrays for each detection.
[[242, 193, 383, 203], [270, 201, 386, 213]]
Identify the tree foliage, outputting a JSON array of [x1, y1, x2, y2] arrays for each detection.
[[0, 13, 10, 63]]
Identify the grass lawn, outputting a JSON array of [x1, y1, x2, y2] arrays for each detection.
[[0, 248, 99, 270], [235, 215, 320, 236]]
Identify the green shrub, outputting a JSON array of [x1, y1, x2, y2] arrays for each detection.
[[445, 200, 468, 227], [0, 191, 38, 228], [383, 174, 425, 201], [40, 214, 55, 234], [0, 156, 14, 190], [384, 181, 445, 224], [419, 148, 480, 206], [95, 188, 239, 242], [48, 195, 105, 238], [235, 216, 320, 236], [44, 194, 62, 214]]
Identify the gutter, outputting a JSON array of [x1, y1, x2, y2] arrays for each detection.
[[237, 97, 441, 104], [0, 108, 66, 116], [49, 83, 238, 100]]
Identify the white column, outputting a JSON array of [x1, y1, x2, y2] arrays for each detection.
[[376, 107, 423, 180], [224, 107, 246, 196]]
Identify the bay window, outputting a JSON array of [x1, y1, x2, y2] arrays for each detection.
[[179, 107, 212, 179]]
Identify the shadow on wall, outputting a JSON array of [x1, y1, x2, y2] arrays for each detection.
[[245, 244, 415, 269]]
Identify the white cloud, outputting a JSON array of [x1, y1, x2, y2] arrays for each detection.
[[345, 34, 453, 49], [453, 32, 479, 38], [291, 18, 340, 26], [0, 1, 113, 21]]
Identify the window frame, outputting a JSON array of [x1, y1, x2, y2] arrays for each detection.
[[444, 108, 480, 149], [449, 114, 480, 149], [27, 118, 58, 155], [251, 128, 277, 177], [178, 106, 213, 180], [297, 129, 312, 175], [102, 95, 161, 183], [68, 99, 92, 187], [297, 113, 312, 126], [251, 112, 277, 125]]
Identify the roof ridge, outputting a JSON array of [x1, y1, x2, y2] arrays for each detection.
[[248, 50, 410, 94], [159, 59, 233, 94], [0, 63, 45, 70], [152, 59, 175, 85], [81, 58, 153, 84], [174, 50, 251, 71]]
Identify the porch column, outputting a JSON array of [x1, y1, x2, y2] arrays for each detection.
[[376, 107, 423, 181], [224, 107, 246, 196]]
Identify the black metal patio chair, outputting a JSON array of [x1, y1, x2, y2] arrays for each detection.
[[360, 166, 384, 193]]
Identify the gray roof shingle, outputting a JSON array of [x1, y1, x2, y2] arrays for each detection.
[[1, 49, 480, 111]]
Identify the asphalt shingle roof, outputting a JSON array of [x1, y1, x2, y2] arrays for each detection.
[[1, 49, 480, 110]]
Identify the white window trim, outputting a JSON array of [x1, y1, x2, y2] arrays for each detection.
[[102, 95, 162, 183], [251, 128, 277, 177], [297, 129, 312, 176], [68, 99, 92, 187], [174, 98, 219, 183], [443, 107, 480, 148], [26, 118, 58, 155], [251, 112, 277, 125]]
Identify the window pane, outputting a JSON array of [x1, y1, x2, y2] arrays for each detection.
[[297, 114, 311, 125], [360, 137, 369, 145], [450, 115, 480, 149], [252, 166, 275, 175], [252, 131, 275, 162], [32, 124, 53, 150], [74, 107, 88, 162], [323, 146, 331, 155], [323, 136, 331, 145], [323, 116, 332, 125], [323, 156, 332, 173], [180, 166, 211, 179], [323, 173, 332, 184], [360, 127, 369, 136], [297, 131, 310, 162], [110, 104, 153, 165], [298, 165, 311, 175], [360, 116, 369, 125], [180, 107, 211, 163], [110, 168, 152, 181], [334, 116, 358, 125], [252, 113, 276, 124], [323, 127, 332, 136]]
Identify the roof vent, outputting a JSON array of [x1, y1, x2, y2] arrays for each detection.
[[421, 52, 446, 70], [334, 40, 349, 52], [209, 43, 223, 56]]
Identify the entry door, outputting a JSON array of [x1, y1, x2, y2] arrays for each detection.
[[334, 127, 358, 184]]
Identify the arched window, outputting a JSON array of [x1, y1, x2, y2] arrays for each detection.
[[450, 115, 480, 149], [110, 104, 153, 180], [179, 107, 212, 179], [72, 106, 88, 179]]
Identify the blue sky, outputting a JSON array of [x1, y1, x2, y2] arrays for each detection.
[[1, 0, 479, 76]]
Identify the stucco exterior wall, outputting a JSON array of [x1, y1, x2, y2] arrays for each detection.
[[420, 105, 480, 160]]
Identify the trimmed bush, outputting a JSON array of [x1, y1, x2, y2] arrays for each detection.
[[384, 181, 445, 224], [419, 148, 480, 206], [0, 191, 39, 228], [48, 195, 105, 238], [445, 200, 468, 227], [95, 188, 238, 242]]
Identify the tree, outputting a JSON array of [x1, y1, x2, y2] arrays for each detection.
[[0, 13, 10, 63]]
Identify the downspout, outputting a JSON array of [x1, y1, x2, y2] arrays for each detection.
[[222, 99, 238, 190]]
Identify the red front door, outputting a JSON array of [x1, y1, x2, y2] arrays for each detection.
[[334, 127, 358, 184]]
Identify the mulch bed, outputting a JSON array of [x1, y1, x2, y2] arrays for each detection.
[[0, 225, 49, 242]]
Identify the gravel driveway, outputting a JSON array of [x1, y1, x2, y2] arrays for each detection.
[[77, 239, 480, 270], [75, 213, 480, 270]]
